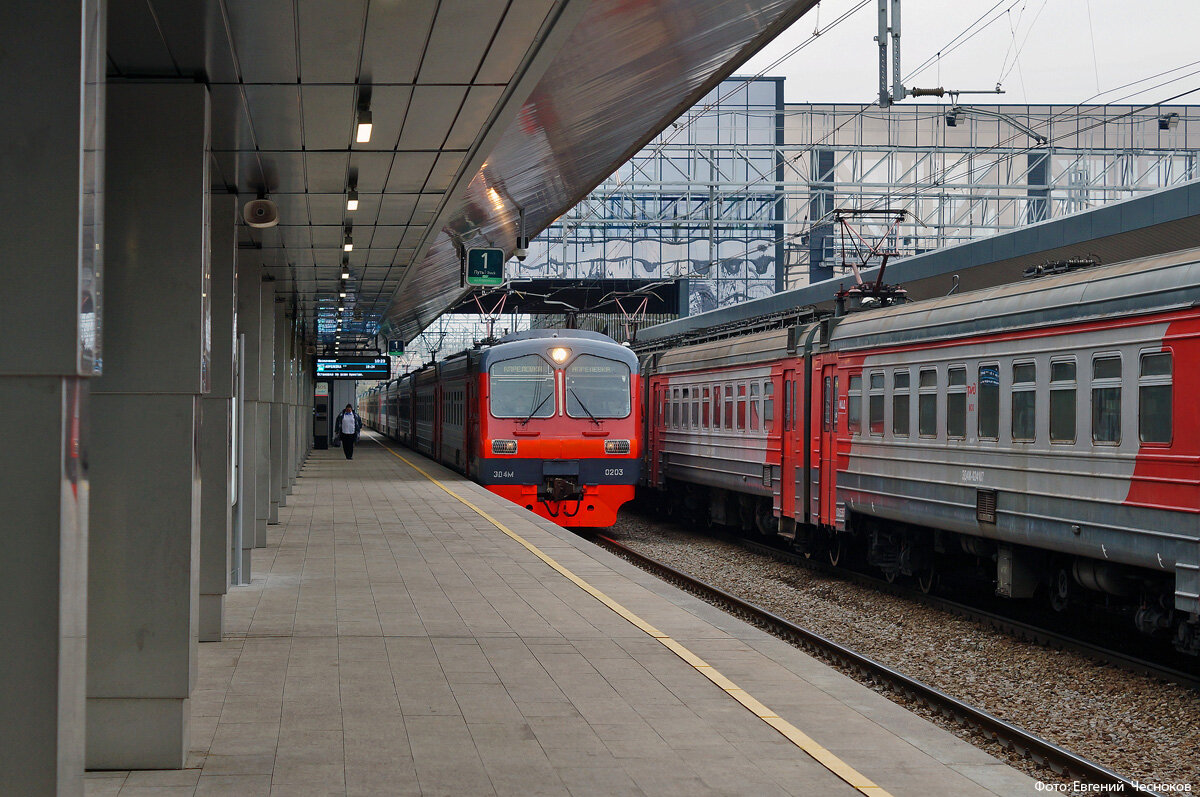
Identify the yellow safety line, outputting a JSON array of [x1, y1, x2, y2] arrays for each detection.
[[373, 439, 894, 797]]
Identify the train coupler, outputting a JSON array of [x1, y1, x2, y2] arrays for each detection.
[[540, 477, 584, 502]]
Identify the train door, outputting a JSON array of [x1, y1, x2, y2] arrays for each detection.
[[819, 362, 839, 527], [779, 368, 799, 520], [649, 380, 665, 487]]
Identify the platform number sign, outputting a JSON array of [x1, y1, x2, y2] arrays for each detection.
[[466, 247, 505, 286], [387, 339, 404, 355]]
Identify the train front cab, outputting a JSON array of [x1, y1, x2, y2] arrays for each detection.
[[477, 333, 641, 528]]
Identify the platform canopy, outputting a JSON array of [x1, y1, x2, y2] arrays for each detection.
[[106, 0, 816, 347]]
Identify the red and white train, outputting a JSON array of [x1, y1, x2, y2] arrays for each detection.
[[640, 249, 1200, 654], [361, 330, 641, 527]]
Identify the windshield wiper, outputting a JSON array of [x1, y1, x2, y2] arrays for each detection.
[[519, 390, 553, 426], [569, 388, 602, 426]]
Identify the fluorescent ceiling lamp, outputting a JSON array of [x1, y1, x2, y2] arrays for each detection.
[[355, 108, 372, 143], [343, 233, 353, 252], [347, 189, 359, 211]]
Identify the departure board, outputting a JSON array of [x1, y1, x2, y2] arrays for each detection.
[[314, 355, 390, 379]]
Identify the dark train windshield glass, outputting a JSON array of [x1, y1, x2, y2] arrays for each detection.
[[489, 355, 555, 418], [565, 355, 631, 419]]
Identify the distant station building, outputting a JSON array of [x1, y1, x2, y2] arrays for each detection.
[[515, 82, 1200, 334]]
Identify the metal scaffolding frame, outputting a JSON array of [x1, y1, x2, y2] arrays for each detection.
[[530, 98, 1200, 301]]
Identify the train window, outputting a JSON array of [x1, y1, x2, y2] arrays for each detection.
[[724, 385, 734, 429], [869, 373, 884, 435], [847, 375, 862, 434], [947, 367, 966, 439], [750, 382, 760, 431], [1050, 360, 1076, 443], [918, 368, 938, 437], [823, 377, 832, 432], [784, 380, 792, 430], [671, 388, 680, 428], [566, 355, 632, 420], [1091, 355, 1121, 444], [692, 392, 700, 428], [764, 380, 774, 430], [1139, 351, 1172, 444], [490, 355, 555, 419], [682, 388, 691, 428], [1011, 362, 1036, 442], [737, 384, 747, 430], [892, 371, 910, 437], [702, 387, 711, 427], [978, 364, 1000, 440]]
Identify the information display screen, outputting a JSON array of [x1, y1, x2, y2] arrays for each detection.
[[314, 355, 390, 380]]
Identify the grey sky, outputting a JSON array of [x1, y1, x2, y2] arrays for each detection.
[[742, 0, 1200, 106]]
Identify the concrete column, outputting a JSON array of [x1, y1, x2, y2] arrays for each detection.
[[0, 4, 101, 792], [87, 83, 210, 769], [256, 286, 274, 541], [199, 194, 236, 641], [270, 306, 287, 512], [235, 264, 262, 575]]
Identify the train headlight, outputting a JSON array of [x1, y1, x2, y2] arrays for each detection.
[[549, 346, 571, 364], [604, 439, 631, 455], [491, 439, 518, 455]]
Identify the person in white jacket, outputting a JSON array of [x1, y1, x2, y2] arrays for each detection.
[[333, 404, 362, 460]]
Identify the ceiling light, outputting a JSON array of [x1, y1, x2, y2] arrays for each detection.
[[343, 233, 353, 252], [341, 269, 350, 279], [347, 188, 359, 211], [338, 305, 345, 312], [339, 291, 346, 298], [355, 108, 372, 143]]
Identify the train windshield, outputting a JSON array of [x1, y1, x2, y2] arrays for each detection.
[[489, 355, 555, 419], [565, 355, 631, 418]]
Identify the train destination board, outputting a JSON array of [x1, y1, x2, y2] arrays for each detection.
[[314, 355, 389, 379]]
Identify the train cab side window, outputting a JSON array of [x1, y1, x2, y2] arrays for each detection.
[[1011, 362, 1036, 442], [892, 371, 910, 437], [978, 364, 1000, 440], [724, 385, 734, 429], [918, 368, 938, 437], [702, 387, 711, 427], [1139, 351, 1172, 444], [868, 373, 885, 435], [1049, 360, 1076, 443], [1091, 355, 1122, 444], [847, 375, 863, 434], [946, 367, 967, 438]]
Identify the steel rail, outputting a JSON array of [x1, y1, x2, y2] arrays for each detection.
[[596, 534, 1155, 793]]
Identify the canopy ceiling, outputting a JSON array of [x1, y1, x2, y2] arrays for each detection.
[[106, 0, 815, 348]]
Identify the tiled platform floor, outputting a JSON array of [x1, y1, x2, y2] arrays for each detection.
[[85, 433, 1037, 796]]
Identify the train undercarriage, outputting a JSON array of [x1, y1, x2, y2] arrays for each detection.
[[642, 480, 1200, 657]]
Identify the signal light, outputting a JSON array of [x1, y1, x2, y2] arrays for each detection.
[[549, 347, 570, 364]]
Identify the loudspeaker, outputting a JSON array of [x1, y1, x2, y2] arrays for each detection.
[[243, 199, 279, 228]]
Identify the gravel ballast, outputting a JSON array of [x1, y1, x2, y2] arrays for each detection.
[[604, 510, 1200, 789]]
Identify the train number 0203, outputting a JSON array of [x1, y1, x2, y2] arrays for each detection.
[[604, 468, 624, 476]]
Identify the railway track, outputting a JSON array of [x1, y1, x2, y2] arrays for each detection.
[[595, 533, 1158, 793], [722, 532, 1200, 693]]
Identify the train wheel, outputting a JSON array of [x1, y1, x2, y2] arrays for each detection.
[[1049, 568, 1071, 613], [917, 566, 936, 594]]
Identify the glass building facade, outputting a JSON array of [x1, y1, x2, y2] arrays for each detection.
[[518, 77, 785, 316]]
